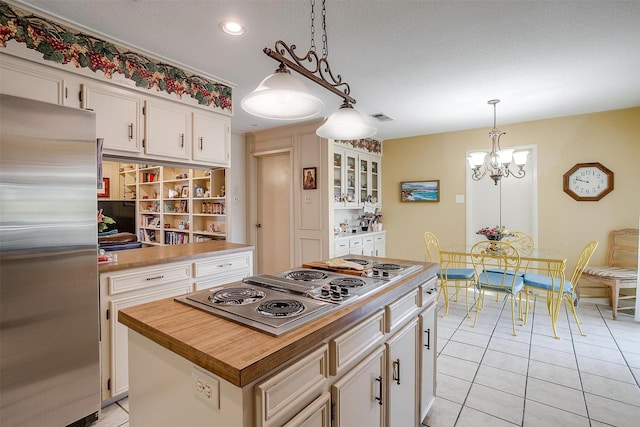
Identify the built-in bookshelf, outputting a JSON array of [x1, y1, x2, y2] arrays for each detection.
[[117, 163, 227, 246]]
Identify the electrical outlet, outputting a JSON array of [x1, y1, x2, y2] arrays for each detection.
[[192, 367, 220, 408]]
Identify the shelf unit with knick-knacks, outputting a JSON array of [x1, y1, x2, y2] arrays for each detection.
[[126, 164, 228, 246]]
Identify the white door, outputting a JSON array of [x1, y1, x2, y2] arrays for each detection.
[[256, 151, 292, 274], [467, 145, 538, 244]]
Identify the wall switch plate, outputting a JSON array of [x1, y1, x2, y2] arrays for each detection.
[[304, 196, 312, 204], [192, 366, 220, 409], [455, 195, 465, 203]]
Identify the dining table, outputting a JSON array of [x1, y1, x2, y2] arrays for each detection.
[[440, 244, 569, 338]]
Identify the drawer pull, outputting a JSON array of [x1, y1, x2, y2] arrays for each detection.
[[424, 328, 431, 350], [375, 376, 383, 405], [393, 358, 401, 385], [146, 275, 165, 281], [217, 263, 233, 268], [128, 123, 133, 139]]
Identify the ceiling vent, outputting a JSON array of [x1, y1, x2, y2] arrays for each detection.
[[370, 112, 394, 122]]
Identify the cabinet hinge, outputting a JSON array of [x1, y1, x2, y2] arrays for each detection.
[[106, 309, 110, 320], [142, 138, 146, 148], [331, 402, 335, 421], [65, 87, 68, 99], [107, 378, 111, 391], [78, 90, 82, 102], [142, 106, 146, 115]]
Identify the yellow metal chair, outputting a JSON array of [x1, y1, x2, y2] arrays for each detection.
[[470, 241, 524, 336], [424, 232, 476, 318], [523, 241, 598, 338]]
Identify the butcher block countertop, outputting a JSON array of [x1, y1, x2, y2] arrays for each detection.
[[119, 258, 439, 388], [98, 241, 254, 273]]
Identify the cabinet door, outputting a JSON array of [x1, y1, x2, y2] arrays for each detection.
[[374, 233, 386, 257], [331, 345, 385, 427], [370, 156, 381, 207], [419, 302, 437, 420], [107, 282, 193, 398], [144, 100, 190, 160], [344, 151, 358, 207], [192, 112, 230, 167], [0, 55, 67, 105], [386, 318, 419, 427], [332, 148, 345, 206], [82, 82, 142, 153]]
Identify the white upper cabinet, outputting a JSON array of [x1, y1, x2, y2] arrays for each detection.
[[144, 99, 190, 160], [192, 111, 230, 167], [81, 82, 142, 153], [0, 54, 69, 106], [333, 143, 381, 208]]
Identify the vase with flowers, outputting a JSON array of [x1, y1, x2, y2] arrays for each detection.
[[476, 226, 513, 241], [97, 210, 116, 233]]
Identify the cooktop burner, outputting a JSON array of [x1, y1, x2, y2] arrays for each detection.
[[373, 263, 403, 271], [257, 300, 305, 317], [329, 277, 367, 288], [285, 270, 329, 281], [210, 287, 265, 305]]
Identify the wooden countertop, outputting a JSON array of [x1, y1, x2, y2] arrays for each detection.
[[99, 241, 254, 273], [119, 258, 439, 387]]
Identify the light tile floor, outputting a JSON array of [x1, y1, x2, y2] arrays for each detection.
[[424, 292, 640, 427], [93, 293, 639, 427]]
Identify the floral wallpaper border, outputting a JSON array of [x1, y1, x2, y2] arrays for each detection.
[[335, 138, 382, 154], [0, 1, 232, 112]]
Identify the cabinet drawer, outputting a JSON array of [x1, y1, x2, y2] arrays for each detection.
[[374, 234, 385, 243], [193, 252, 252, 278], [385, 288, 420, 333], [256, 345, 329, 427], [419, 277, 438, 308], [107, 263, 192, 295], [334, 240, 349, 251], [348, 237, 363, 248], [363, 235, 375, 245], [329, 310, 385, 376], [194, 269, 251, 290]]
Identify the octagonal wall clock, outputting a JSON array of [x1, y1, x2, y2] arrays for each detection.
[[563, 162, 614, 201]]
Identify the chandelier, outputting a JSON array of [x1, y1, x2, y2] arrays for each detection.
[[241, 0, 376, 140], [467, 99, 529, 185]]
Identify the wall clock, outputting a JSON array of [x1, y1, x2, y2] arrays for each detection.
[[563, 162, 614, 201]]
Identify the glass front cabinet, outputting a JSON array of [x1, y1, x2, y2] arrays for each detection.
[[334, 144, 381, 209]]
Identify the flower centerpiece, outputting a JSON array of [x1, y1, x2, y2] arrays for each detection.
[[476, 225, 513, 241]]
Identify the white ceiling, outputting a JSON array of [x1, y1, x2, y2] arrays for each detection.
[[16, 0, 640, 140]]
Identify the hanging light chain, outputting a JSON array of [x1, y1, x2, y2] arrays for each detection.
[[321, 0, 328, 59], [310, 0, 316, 53]]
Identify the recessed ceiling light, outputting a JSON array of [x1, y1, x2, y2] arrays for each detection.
[[219, 20, 245, 36]]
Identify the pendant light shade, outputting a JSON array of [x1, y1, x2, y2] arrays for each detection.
[[316, 103, 377, 140], [241, 64, 323, 120]]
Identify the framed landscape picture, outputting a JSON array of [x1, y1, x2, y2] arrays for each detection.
[[401, 180, 440, 202]]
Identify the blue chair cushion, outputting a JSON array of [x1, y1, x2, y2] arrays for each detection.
[[478, 271, 524, 293], [485, 268, 524, 277], [438, 268, 476, 280], [523, 273, 574, 293]]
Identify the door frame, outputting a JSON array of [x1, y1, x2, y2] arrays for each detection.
[[248, 147, 295, 273]]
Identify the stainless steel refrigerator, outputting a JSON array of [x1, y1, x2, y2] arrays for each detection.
[[1, 95, 100, 427]]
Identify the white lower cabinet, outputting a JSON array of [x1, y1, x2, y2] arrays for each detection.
[[334, 231, 385, 258], [283, 392, 331, 427], [100, 249, 253, 402], [386, 319, 419, 427], [331, 345, 386, 427], [419, 301, 437, 420]]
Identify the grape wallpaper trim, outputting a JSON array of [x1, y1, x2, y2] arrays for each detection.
[[0, 1, 232, 113], [335, 138, 382, 154]]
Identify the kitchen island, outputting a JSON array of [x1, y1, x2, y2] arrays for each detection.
[[119, 256, 438, 426]]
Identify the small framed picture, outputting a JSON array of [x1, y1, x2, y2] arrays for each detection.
[[303, 167, 317, 190], [194, 186, 204, 198], [97, 177, 110, 198], [181, 185, 189, 198], [179, 200, 188, 213], [401, 180, 440, 202]]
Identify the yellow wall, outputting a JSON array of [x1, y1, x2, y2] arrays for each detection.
[[382, 107, 640, 272]]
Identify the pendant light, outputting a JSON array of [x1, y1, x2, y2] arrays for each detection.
[[242, 0, 376, 139]]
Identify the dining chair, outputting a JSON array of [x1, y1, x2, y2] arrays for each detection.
[[423, 232, 476, 318], [469, 241, 524, 336], [523, 240, 598, 338]]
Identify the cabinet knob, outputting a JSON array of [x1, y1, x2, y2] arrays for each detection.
[[256, 223, 262, 228]]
